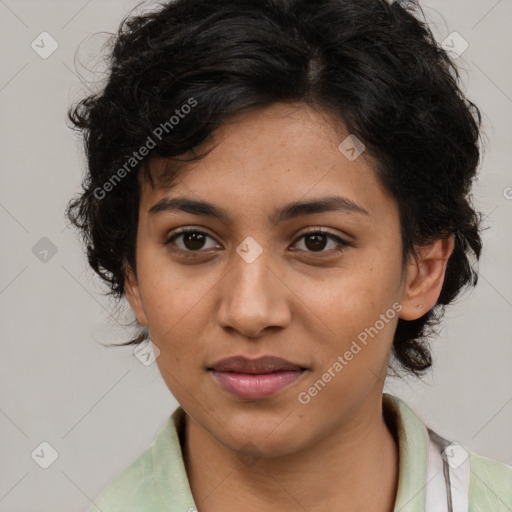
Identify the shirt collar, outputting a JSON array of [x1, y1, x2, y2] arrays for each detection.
[[383, 393, 429, 512]]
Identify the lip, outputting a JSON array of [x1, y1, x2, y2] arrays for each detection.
[[209, 355, 304, 373], [208, 355, 307, 400]]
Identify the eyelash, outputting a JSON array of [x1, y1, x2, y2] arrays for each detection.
[[164, 227, 352, 256]]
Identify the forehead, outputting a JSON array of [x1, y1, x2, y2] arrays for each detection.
[[138, 102, 394, 219]]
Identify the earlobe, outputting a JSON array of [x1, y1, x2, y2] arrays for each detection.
[[399, 235, 455, 321], [124, 265, 148, 327]]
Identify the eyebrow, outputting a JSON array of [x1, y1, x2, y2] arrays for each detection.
[[147, 195, 369, 223]]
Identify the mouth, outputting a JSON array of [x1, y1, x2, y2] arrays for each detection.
[[207, 355, 308, 400]]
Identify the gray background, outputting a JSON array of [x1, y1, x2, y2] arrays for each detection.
[[0, 0, 511, 510]]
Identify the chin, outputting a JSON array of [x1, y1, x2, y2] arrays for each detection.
[[211, 406, 307, 456]]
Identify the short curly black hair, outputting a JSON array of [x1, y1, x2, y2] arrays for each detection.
[[66, 0, 483, 376]]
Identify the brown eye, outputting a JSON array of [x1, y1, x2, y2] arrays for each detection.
[[181, 232, 207, 250], [304, 233, 329, 251], [165, 229, 219, 252], [292, 231, 350, 254]]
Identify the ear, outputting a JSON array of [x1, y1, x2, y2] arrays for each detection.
[[124, 264, 148, 327], [399, 235, 455, 321]]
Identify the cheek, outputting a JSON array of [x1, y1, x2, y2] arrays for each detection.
[[136, 242, 214, 327], [298, 270, 401, 410], [136, 257, 227, 375], [303, 253, 402, 362], [307, 256, 401, 321]]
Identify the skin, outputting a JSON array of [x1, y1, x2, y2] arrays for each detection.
[[125, 102, 454, 512]]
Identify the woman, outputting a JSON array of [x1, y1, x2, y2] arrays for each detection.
[[66, 0, 511, 510]]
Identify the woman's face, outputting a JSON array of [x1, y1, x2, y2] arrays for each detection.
[[126, 102, 416, 457]]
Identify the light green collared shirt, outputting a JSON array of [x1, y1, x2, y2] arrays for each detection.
[[87, 394, 512, 512]]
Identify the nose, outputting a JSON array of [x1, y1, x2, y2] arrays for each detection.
[[216, 250, 292, 339]]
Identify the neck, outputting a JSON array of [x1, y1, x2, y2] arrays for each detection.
[[183, 395, 399, 512]]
